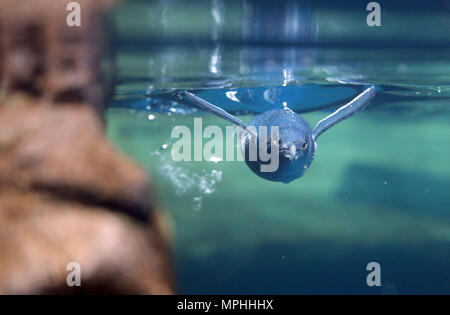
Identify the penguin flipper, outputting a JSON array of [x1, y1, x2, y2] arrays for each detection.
[[312, 86, 376, 141], [180, 91, 248, 129]]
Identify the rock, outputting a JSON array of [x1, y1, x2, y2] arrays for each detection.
[[0, 0, 117, 113], [0, 97, 174, 294], [0, 98, 153, 221], [0, 190, 173, 294], [0, 0, 175, 294]]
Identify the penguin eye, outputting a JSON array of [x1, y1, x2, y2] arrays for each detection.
[[302, 142, 308, 149]]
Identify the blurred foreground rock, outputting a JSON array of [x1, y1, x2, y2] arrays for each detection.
[[0, 0, 174, 294], [0, 0, 116, 113]]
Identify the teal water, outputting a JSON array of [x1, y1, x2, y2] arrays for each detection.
[[106, 0, 450, 293]]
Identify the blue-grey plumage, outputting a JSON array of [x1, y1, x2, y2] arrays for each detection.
[[178, 86, 376, 183], [241, 107, 316, 183]]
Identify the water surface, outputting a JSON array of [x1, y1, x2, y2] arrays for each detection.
[[107, 0, 450, 294]]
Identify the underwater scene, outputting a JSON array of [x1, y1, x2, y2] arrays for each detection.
[[107, 0, 450, 294]]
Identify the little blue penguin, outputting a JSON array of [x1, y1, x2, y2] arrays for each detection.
[[242, 107, 316, 183], [175, 86, 376, 183]]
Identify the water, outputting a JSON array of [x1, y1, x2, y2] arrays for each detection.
[[106, 0, 450, 293]]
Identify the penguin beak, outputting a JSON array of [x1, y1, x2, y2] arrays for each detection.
[[284, 145, 298, 162]]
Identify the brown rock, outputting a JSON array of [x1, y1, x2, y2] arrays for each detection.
[[0, 97, 175, 294], [0, 0, 117, 113], [0, 0, 175, 294], [0, 189, 173, 294], [0, 97, 153, 220]]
